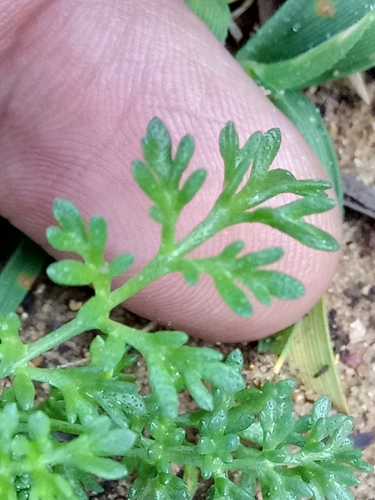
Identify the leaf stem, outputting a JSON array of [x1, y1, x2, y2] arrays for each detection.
[[108, 208, 229, 310], [11, 317, 86, 371]]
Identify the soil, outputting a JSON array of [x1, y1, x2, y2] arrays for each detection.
[[1, 72, 375, 500]]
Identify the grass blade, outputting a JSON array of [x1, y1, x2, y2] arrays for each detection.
[[0, 237, 46, 316], [289, 298, 349, 414]]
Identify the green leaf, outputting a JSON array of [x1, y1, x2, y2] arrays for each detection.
[[47, 260, 94, 286], [177, 169, 207, 207], [307, 414, 348, 445], [183, 465, 199, 499], [132, 118, 199, 246], [213, 273, 252, 317], [46, 225, 76, 252], [183, 0, 231, 43], [147, 331, 188, 347], [258, 323, 297, 355], [241, 11, 374, 90], [271, 89, 343, 211], [47, 201, 111, 275], [0, 313, 29, 375], [147, 351, 179, 418], [243, 197, 339, 251], [108, 253, 134, 278], [184, 369, 214, 411], [88, 216, 107, 254], [52, 199, 87, 244], [215, 476, 254, 499], [63, 467, 103, 499], [225, 348, 244, 372], [59, 382, 81, 423], [310, 20, 375, 83], [75, 455, 127, 479], [250, 128, 281, 181], [226, 405, 254, 434], [236, 0, 375, 66], [0, 403, 19, 437], [312, 397, 331, 423], [179, 243, 304, 317], [13, 373, 35, 410], [289, 299, 349, 414], [1, 117, 366, 499], [259, 397, 295, 450], [96, 428, 136, 456], [0, 236, 46, 317], [28, 410, 51, 439], [99, 332, 127, 372], [199, 360, 245, 393], [219, 122, 262, 196]]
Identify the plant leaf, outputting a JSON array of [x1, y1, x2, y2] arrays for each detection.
[[47, 260, 94, 286], [178, 243, 305, 317], [271, 89, 343, 211], [108, 253, 134, 278], [289, 298, 349, 414], [236, 0, 375, 67], [241, 11, 375, 90], [183, 0, 231, 43], [0, 237, 45, 317], [13, 372, 35, 411], [242, 197, 339, 251]]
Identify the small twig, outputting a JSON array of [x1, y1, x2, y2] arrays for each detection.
[[58, 357, 89, 369], [231, 0, 255, 20], [141, 321, 158, 332]]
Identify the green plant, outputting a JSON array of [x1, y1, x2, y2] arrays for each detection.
[[0, 118, 370, 499], [185, 0, 375, 408], [186, 0, 375, 204]]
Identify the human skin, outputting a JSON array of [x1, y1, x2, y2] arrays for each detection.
[[0, 0, 342, 342]]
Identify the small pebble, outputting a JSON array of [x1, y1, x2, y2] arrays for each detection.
[[343, 351, 362, 369], [35, 284, 46, 295], [328, 122, 337, 135], [68, 299, 83, 311], [348, 318, 366, 343], [31, 355, 44, 367]]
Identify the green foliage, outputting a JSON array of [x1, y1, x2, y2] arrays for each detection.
[[0, 118, 369, 498], [237, 0, 375, 206], [182, 0, 374, 208], [0, 236, 45, 317], [270, 89, 343, 210], [236, 0, 375, 84], [183, 0, 231, 43]]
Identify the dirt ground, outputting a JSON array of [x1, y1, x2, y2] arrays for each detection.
[[1, 75, 374, 499]]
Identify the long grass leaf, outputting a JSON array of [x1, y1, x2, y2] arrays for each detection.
[[289, 298, 349, 414], [0, 237, 46, 316]]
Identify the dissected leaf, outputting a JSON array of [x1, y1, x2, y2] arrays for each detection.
[[0, 117, 366, 500], [242, 197, 339, 251], [132, 119, 196, 226], [179, 243, 304, 317], [271, 89, 343, 210]]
